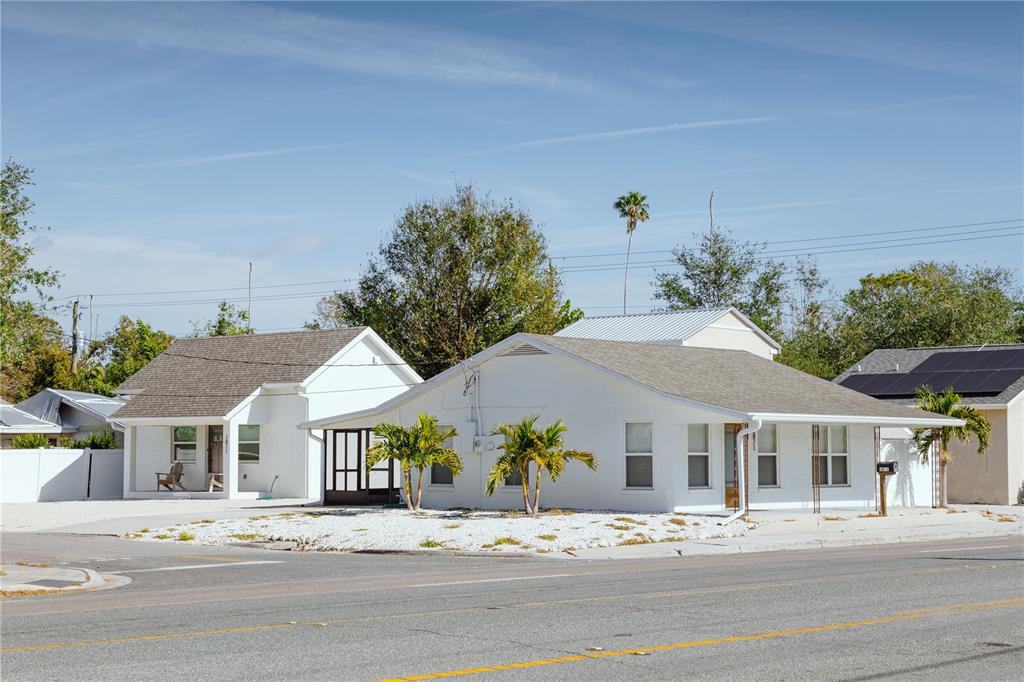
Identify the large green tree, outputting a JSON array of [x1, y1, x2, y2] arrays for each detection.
[[653, 225, 788, 339], [1, 159, 61, 400], [312, 185, 581, 377]]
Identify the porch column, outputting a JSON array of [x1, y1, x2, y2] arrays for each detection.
[[224, 419, 239, 498], [122, 425, 136, 496]]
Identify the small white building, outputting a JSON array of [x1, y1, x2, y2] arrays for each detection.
[[303, 333, 957, 513], [555, 307, 780, 359], [6, 389, 125, 447], [111, 328, 420, 500]]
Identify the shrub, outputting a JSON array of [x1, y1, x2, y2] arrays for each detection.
[[71, 429, 118, 449], [419, 538, 444, 548], [10, 433, 50, 449], [177, 531, 195, 541]]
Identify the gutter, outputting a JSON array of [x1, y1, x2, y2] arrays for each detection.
[[721, 419, 762, 525]]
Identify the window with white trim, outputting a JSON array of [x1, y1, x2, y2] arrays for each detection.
[[687, 423, 710, 488], [625, 422, 653, 488], [172, 426, 197, 463], [815, 425, 848, 486], [430, 426, 455, 485], [757, 423, 779, 487], [238, 425, 260, 463]]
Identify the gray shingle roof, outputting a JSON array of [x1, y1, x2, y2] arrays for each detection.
[[528, 334, 953, 422], [834, 344, 1024, 406], [111, 328, 366, 419]]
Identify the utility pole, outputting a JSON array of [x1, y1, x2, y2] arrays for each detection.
[[88, 293, 94, 341], [70, 299, 81, 373], [247, 262, 253, 332]]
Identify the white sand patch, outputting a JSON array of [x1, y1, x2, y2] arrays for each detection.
[[126, 509, 754, 554]]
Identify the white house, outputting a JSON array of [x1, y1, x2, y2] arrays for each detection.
[[302, 333, 959, 513], [110, 327, 420, 500], [555, 307, 780, 359]]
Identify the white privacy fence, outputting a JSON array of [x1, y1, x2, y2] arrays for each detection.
[[0, 448, 124, 503]]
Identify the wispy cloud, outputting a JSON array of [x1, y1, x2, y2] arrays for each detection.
[[516, 187, 570, 211], [110, 144, 343, 169], [483, 116, 780, 152], [3, 2, 582, 89]]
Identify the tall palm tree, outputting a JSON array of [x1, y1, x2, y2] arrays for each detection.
[[485, 416, 596, 514], [613, 191, 650, 314], [912, 387, 991, 508], [367, 414, 461, 511]]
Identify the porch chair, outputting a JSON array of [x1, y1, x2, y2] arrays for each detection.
[[156, 461, 187, 491], [207, 473, 224, 493]]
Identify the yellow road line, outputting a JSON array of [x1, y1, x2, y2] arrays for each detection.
[[1, 622, 298, 654], [376, 597, 1024, 682]]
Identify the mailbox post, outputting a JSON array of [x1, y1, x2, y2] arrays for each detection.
[[876, 461, 898, 516]]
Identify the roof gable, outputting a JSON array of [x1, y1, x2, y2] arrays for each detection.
[[555, 307, 780, 350], [112, 327, 366, 419]]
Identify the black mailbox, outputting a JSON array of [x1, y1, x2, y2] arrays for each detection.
[[876, 461, 898, 474]]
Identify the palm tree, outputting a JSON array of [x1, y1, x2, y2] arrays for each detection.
[[530, 419, 597, 513], [912, 387, 991, 508], [367, 414, 461, 511], [485, 416, 596, 514], [613, 191, 650, 314]]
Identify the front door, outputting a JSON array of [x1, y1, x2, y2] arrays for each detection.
[[207, 425, 224, 474], [324, 429, 399, 505], [724, 423, 742, 509]]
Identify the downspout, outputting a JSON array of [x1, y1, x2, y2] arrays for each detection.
[[721, 419, 762, 524]]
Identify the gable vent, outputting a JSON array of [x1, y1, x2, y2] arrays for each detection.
[[502, 343, 548, 357]]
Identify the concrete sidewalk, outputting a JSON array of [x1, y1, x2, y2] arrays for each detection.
[[0, 563, 130, 597], [0, 498, 313, 535], [571, 505, 1023, 559]]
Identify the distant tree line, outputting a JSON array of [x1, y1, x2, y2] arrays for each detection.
[[3, 160, 1021, 403]]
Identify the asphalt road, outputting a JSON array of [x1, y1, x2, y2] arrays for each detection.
[[1, 532, 1022, 681]]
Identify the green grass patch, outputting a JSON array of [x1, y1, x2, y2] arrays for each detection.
[[444, 522, 461, 529], [545, 508, 575, 516], [177, 531, 195, 541], [606, 523, 632, 531], [536, 533, 558, 541], [154, 534, 172, 540], [668, 517, 687, 526], [659, 536, 686, 543], [614, 516, 645, 524], [229, 533, 261, 541], [618, 534, 655, 546], [137, 528, 151, 533], [419, 538, 444, 548]]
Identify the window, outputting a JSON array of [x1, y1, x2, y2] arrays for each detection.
[[172, 426, 197, 463], [756, 423, 778, 487], [688, 454, 710, 488], [687, 423, 710, 489], [625, 422, 653, 488], [430, 426, 455, 485], [816, 425, 849, 486], [505, 468, 525, 487], [238, 425, 260, 463]]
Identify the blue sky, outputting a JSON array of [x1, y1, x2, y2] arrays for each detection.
[[3, 1, 1022, 338]]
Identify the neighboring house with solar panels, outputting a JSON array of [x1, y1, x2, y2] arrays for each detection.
[[304, 333, 958, 513], [555, 308, 780, 359], [835, 345, 1024, 505]]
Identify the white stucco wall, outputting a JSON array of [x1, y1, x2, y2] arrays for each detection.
[[325, 351, 881, 513], [879, 436, 933, 508]]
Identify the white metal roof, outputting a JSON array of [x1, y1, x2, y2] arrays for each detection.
[[555, 307, 781, 350], [0, 403, 64, 434]]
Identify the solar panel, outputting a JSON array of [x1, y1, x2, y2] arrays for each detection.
[[947, 370, 995, 394], [996, 349, 1024, 370], [914, 351, 964, 372], [973, 368, 1024, 394], [840, 362, 1024, 398], [838, 374, 875, 392]]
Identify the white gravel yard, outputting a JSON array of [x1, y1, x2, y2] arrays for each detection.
[[127, 508, 755, 554]]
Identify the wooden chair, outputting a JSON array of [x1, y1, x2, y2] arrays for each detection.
[[156, 461, 187, 491], [207, 473, 224, 493]]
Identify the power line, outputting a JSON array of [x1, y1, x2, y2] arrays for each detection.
[[559, 228, 1024, 274], [549, 217, 1023, 261], [90, 288, 350, 310]]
